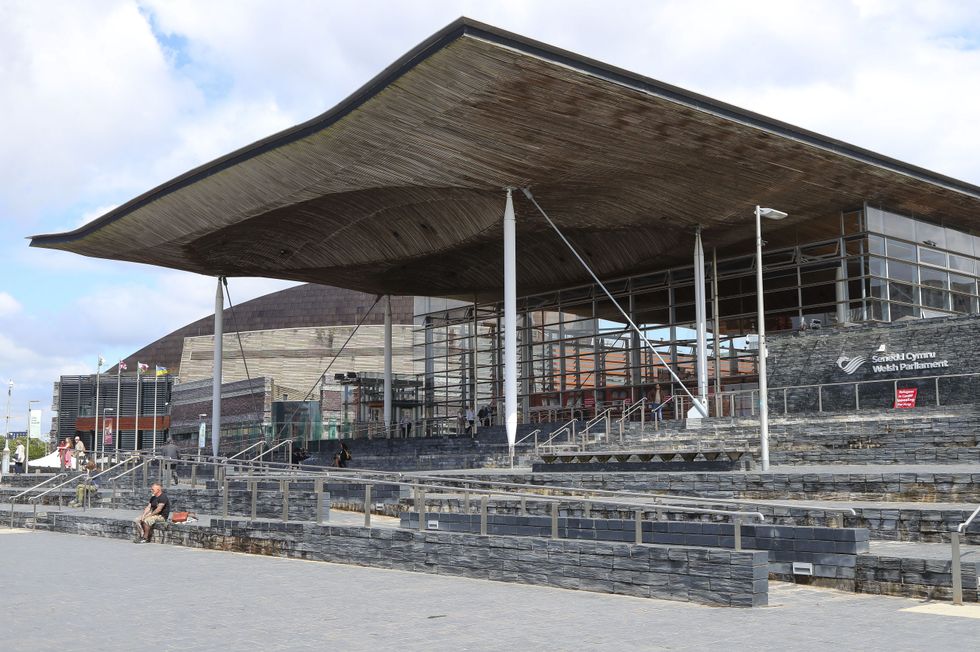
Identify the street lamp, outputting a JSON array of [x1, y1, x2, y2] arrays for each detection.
[[755, 205, 788, 472], [27, 399, 40, 473]]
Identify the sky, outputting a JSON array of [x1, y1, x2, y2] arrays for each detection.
[[2, 0, 980, 435]]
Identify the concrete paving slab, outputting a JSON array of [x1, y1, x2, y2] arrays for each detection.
[[2, 530, 980, 651]]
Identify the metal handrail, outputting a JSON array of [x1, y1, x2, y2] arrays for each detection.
[[957, 504, 980, 534], [250, 439, 292, 463], [8, 473, 67, 528], [10, 473, 68, 502], [951, 502, 980, 605], [228, 441, 266, 461], [30, 456, 137, 503], [653, 370, 980, 423], [536, 419, 577, 453], [386, 470, 857, 517], [578, 408, 613, 448], [617, 398, 647, 442], [513, 429, 541, 447]]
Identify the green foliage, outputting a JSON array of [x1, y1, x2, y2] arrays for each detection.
[[5, 436, 48, 461]]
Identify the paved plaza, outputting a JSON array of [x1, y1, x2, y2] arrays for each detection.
[[2, 529, 978, 651]]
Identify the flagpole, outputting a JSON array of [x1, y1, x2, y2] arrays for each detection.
[[153, 371, 159, 453], [115, 363, 122, 460], [94, 356, 102, 466], [135, 367, 141, 451]]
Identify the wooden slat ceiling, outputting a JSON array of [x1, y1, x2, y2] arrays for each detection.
[[30, 18, 980, 302]]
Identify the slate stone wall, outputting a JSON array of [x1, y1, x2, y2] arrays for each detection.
[[401, 512, 867, 580], [461, 471, 980, 503], [2, 510, 768, 608], [767, 314, 980, 411], [855, 552, 978, 602]]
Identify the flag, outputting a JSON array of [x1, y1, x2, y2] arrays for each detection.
[[155, 366, 169, 377], [118, 360, 128, 371], [137, 362, 149, 374]]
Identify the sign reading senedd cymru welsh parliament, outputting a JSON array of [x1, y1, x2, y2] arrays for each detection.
[[837, 350, 951, 376]]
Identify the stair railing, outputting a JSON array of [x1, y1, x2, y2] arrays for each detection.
[[7, 473, 67, 528], [578, 408, 613, 449], [616, 398, 647, 443], [536, 419, 577, 454], [951, 504, 980, 605]]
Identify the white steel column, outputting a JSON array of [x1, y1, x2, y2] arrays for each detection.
[[835, 265, 848, 325], [693, 227, 709, 415], [712, 248, 723, 416], [94, 357, 102, 462], [503, 189, 517, 454], [755, 207, 770, 471], [211, 277, 223, 458], [383, 295, 393, 435]]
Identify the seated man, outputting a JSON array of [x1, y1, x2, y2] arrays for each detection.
[[133, 482, 170, 544], [71, 473, 99, 507]]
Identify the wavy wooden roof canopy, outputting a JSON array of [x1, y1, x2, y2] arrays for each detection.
[[30, 18, 980, 302]]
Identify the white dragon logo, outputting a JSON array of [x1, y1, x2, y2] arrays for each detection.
[[836, 354, 866, 375]]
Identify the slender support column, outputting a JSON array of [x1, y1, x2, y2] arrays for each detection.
[[383, 295, 393, 436], [835, 265, 848, 325], [94, 358, 101, 463], [212, 277, 224, 458], [712, 248, 723, 417], [755, 208, 771, 471], [471, 298, 479, 431], [693, 227, 708, 416], [115, 366, 122, 457], [152, 373, 159, 453], [503, 189, 518, 455]]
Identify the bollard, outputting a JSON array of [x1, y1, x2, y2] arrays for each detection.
[[551, 501, 559, 539], [363, 485, 372, 528], [32, 502, 37, 530], [222, 477, 229, 518], [250, 482, 257, 521], [635, 509, 643, 544], [952, 532, 963, 605], [734, 517, 742, 551], [480, 496, 488, 535], [418, 489, 426, 532], [282, 480, 290, 522], [315, 478, 324, 525]]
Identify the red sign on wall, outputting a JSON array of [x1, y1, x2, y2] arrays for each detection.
[[894, 388, 918, 409]]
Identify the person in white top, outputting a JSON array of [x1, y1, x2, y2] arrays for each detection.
[[14, 442, 25, 473], [464, 408, 475, 435]]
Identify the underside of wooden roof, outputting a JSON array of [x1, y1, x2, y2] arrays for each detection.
[[30, 18, 980, 302]]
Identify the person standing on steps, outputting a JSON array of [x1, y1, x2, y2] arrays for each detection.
[[161, 438, 180, 485], [337, 441, 352, 468], [13, 442, 25, 473]]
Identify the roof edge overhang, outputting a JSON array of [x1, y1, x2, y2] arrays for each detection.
[[30, 16, 980, 250]]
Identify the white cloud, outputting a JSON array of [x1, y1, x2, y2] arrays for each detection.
[[0, 292, 22, 318], [3, 0, 980, 435]]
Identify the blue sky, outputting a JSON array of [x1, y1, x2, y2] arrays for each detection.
[[2, 0, 980, 434]]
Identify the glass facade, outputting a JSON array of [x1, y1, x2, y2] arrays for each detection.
[[412, 204, 980, 425]]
